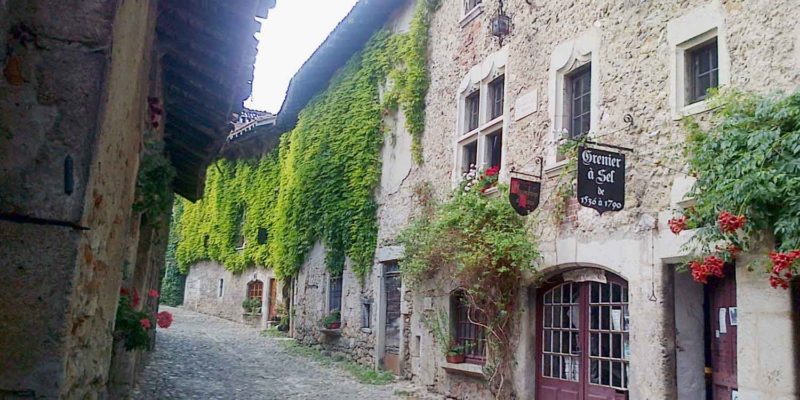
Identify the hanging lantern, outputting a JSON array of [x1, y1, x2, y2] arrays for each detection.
[[491, 13, 511, 38]]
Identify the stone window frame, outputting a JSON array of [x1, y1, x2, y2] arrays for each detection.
[[667, 1, 730, 120], [453, 47, 509, 184], [459, 0, 484, 28], [546, 29, 602, 172]]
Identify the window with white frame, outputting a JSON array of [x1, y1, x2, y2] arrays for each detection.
[[667, 2, 729, 118], [465, 0, 482, 13]]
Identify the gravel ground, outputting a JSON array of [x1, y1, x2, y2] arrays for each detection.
[[132, 306, 421, 400]]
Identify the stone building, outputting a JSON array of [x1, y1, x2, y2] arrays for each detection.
[[177, 0, 798, 399], [382, 0, 800, 399], [0, 0, 272, 398]]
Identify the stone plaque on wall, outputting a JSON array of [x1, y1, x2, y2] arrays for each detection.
[[514, 89, 538, 121]]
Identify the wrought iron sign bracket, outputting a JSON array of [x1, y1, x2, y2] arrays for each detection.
[[510, 156, 543, 180]]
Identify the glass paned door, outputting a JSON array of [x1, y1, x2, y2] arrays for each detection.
[[537, 273, 630, 400]]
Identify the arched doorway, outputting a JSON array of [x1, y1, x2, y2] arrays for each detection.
[[536, 269, 630, 400]]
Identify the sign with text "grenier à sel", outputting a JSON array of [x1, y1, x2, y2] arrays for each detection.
[[577, 146, 625, 214]]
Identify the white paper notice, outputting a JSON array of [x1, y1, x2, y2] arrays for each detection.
[[729, 307, 738, 326], [718, 308, 727, 334], [611, 309, 622, 331]]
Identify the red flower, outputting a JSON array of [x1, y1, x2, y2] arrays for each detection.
[[132, 288, 141, 307], [689, 255, 725, 284], [140, 318, 151, 330], [148, 289, 160, 298], [668, 216, 687, 234], [727, 244, 741, 257], [120, 287, 130, 297], [717, 211, 746, 233], [485, 165, 500, 177], [156, 311, 173, 329]]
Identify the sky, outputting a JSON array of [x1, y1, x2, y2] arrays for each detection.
[[245, 0, 360, 113]]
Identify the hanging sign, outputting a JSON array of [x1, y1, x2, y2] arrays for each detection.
[[509, 177, 541, 216], [577, 146, 625, 214]]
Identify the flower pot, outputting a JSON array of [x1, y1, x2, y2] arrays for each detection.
[[446, 354, 465, 364], [326, 322, 341, 329]]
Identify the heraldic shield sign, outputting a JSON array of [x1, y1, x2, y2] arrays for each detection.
[[577, 146, 625, 214], [509, 177, 541, 216]]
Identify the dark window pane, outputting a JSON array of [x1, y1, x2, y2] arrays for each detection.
[[544, 354, 552, 377], [612, 333, 622, 358], [590, 359, 600, 383], [486, 131, 502, 168], [329, 277, 343, 312], [462, 141, 477, 173], [566, 64, 591, 138], [465, 91, 480, 132], [544, 330, 552, 352], [612, 284, 621, 303], [489, 76, 505, 119], [590, 332, 599, 357], [591, 282, 600, 303], [601, 284, 610, 303], [688, 39, 719, 103], [612, 362, 623, 388], [601, 306, 610, 330]]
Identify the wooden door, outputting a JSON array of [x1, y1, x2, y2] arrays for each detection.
[[268, 278, 278, 321], [536, 274, 629, 400], [707, 265, 737, 399], [382, 262, 402, 374]]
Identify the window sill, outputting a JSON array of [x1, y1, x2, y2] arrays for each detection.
[[480, 116, 504, 132], [481, 185, 499, 197], [320, 328, 342, 336], [544, 159, 570, 178], [459, 4, 484, 28], [442, 362, 486, 379], [360, 328, 372, 334], [674, 99, 713, 120]]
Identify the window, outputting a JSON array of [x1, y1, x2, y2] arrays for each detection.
[[687, 38, 718, 104], [465, 0, 481, 11], [452, 291, 486, 364], [566, 64, 591, 139], [489, 76, 505, 120], [362, 301, 372, 329], [485, 130, 502, 168], [247, 280, 263, 314], [218, 279, 224, 297], [234, 205, 246, 250], [329, 276, 343, 313], [464, 90, 480, 133], [256, 227, 268, 245], [461, 140, 478, 173]]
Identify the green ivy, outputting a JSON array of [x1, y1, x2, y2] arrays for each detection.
[[683, 89, 800, 255], [160, 200, 186, 307], [133, 138, 176, 225], [174, 1, 432, 282]]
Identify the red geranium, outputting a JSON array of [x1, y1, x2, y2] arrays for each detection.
[[668, 216, 687, 234], [132, 288, 140, 307], [717, 211, 746, 233], [485, 165, 500, 177], [148, 289, 160, 298], [140, 318, 151, 330], [156, 311, 173, 329], [120, 287, 129, 297]]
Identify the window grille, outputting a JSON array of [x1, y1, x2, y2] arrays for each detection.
[[453, 291, 486, 364], [688, 39, 719, 104], [566, 64, 591, 139], [329, 276, 343, 313]]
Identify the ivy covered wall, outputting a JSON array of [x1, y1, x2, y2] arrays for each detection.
[[173, 1, 431, 282]]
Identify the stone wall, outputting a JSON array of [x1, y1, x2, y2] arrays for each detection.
[[292, 242, 378, 367], [0, 0, 165, 397], [378, 0, 800, 398], [184, 261, 283, 329]]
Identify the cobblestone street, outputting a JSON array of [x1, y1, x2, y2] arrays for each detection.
[[133, 306, 414, 399]]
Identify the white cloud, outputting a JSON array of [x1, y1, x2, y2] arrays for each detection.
[[246, 0, 359, 112]]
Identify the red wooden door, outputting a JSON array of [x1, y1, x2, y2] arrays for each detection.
[[707, 265, 737, 399], [536, 275, 629, 400], [268, 279, 278, 320]]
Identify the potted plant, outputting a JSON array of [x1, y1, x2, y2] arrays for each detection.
[[241, 298, 261, 315], [321, 309, 341, 329], [445, 341, 465, 364]]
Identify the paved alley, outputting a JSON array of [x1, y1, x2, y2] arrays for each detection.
[[132, 306, 411, 400]]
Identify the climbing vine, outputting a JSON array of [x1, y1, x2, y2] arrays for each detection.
[[174, 1, 433, 282], [133, 138, 175, 225], [160, 200, 186, 306], [398, 180, 539, 396], [671, 90, 800, 287]]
